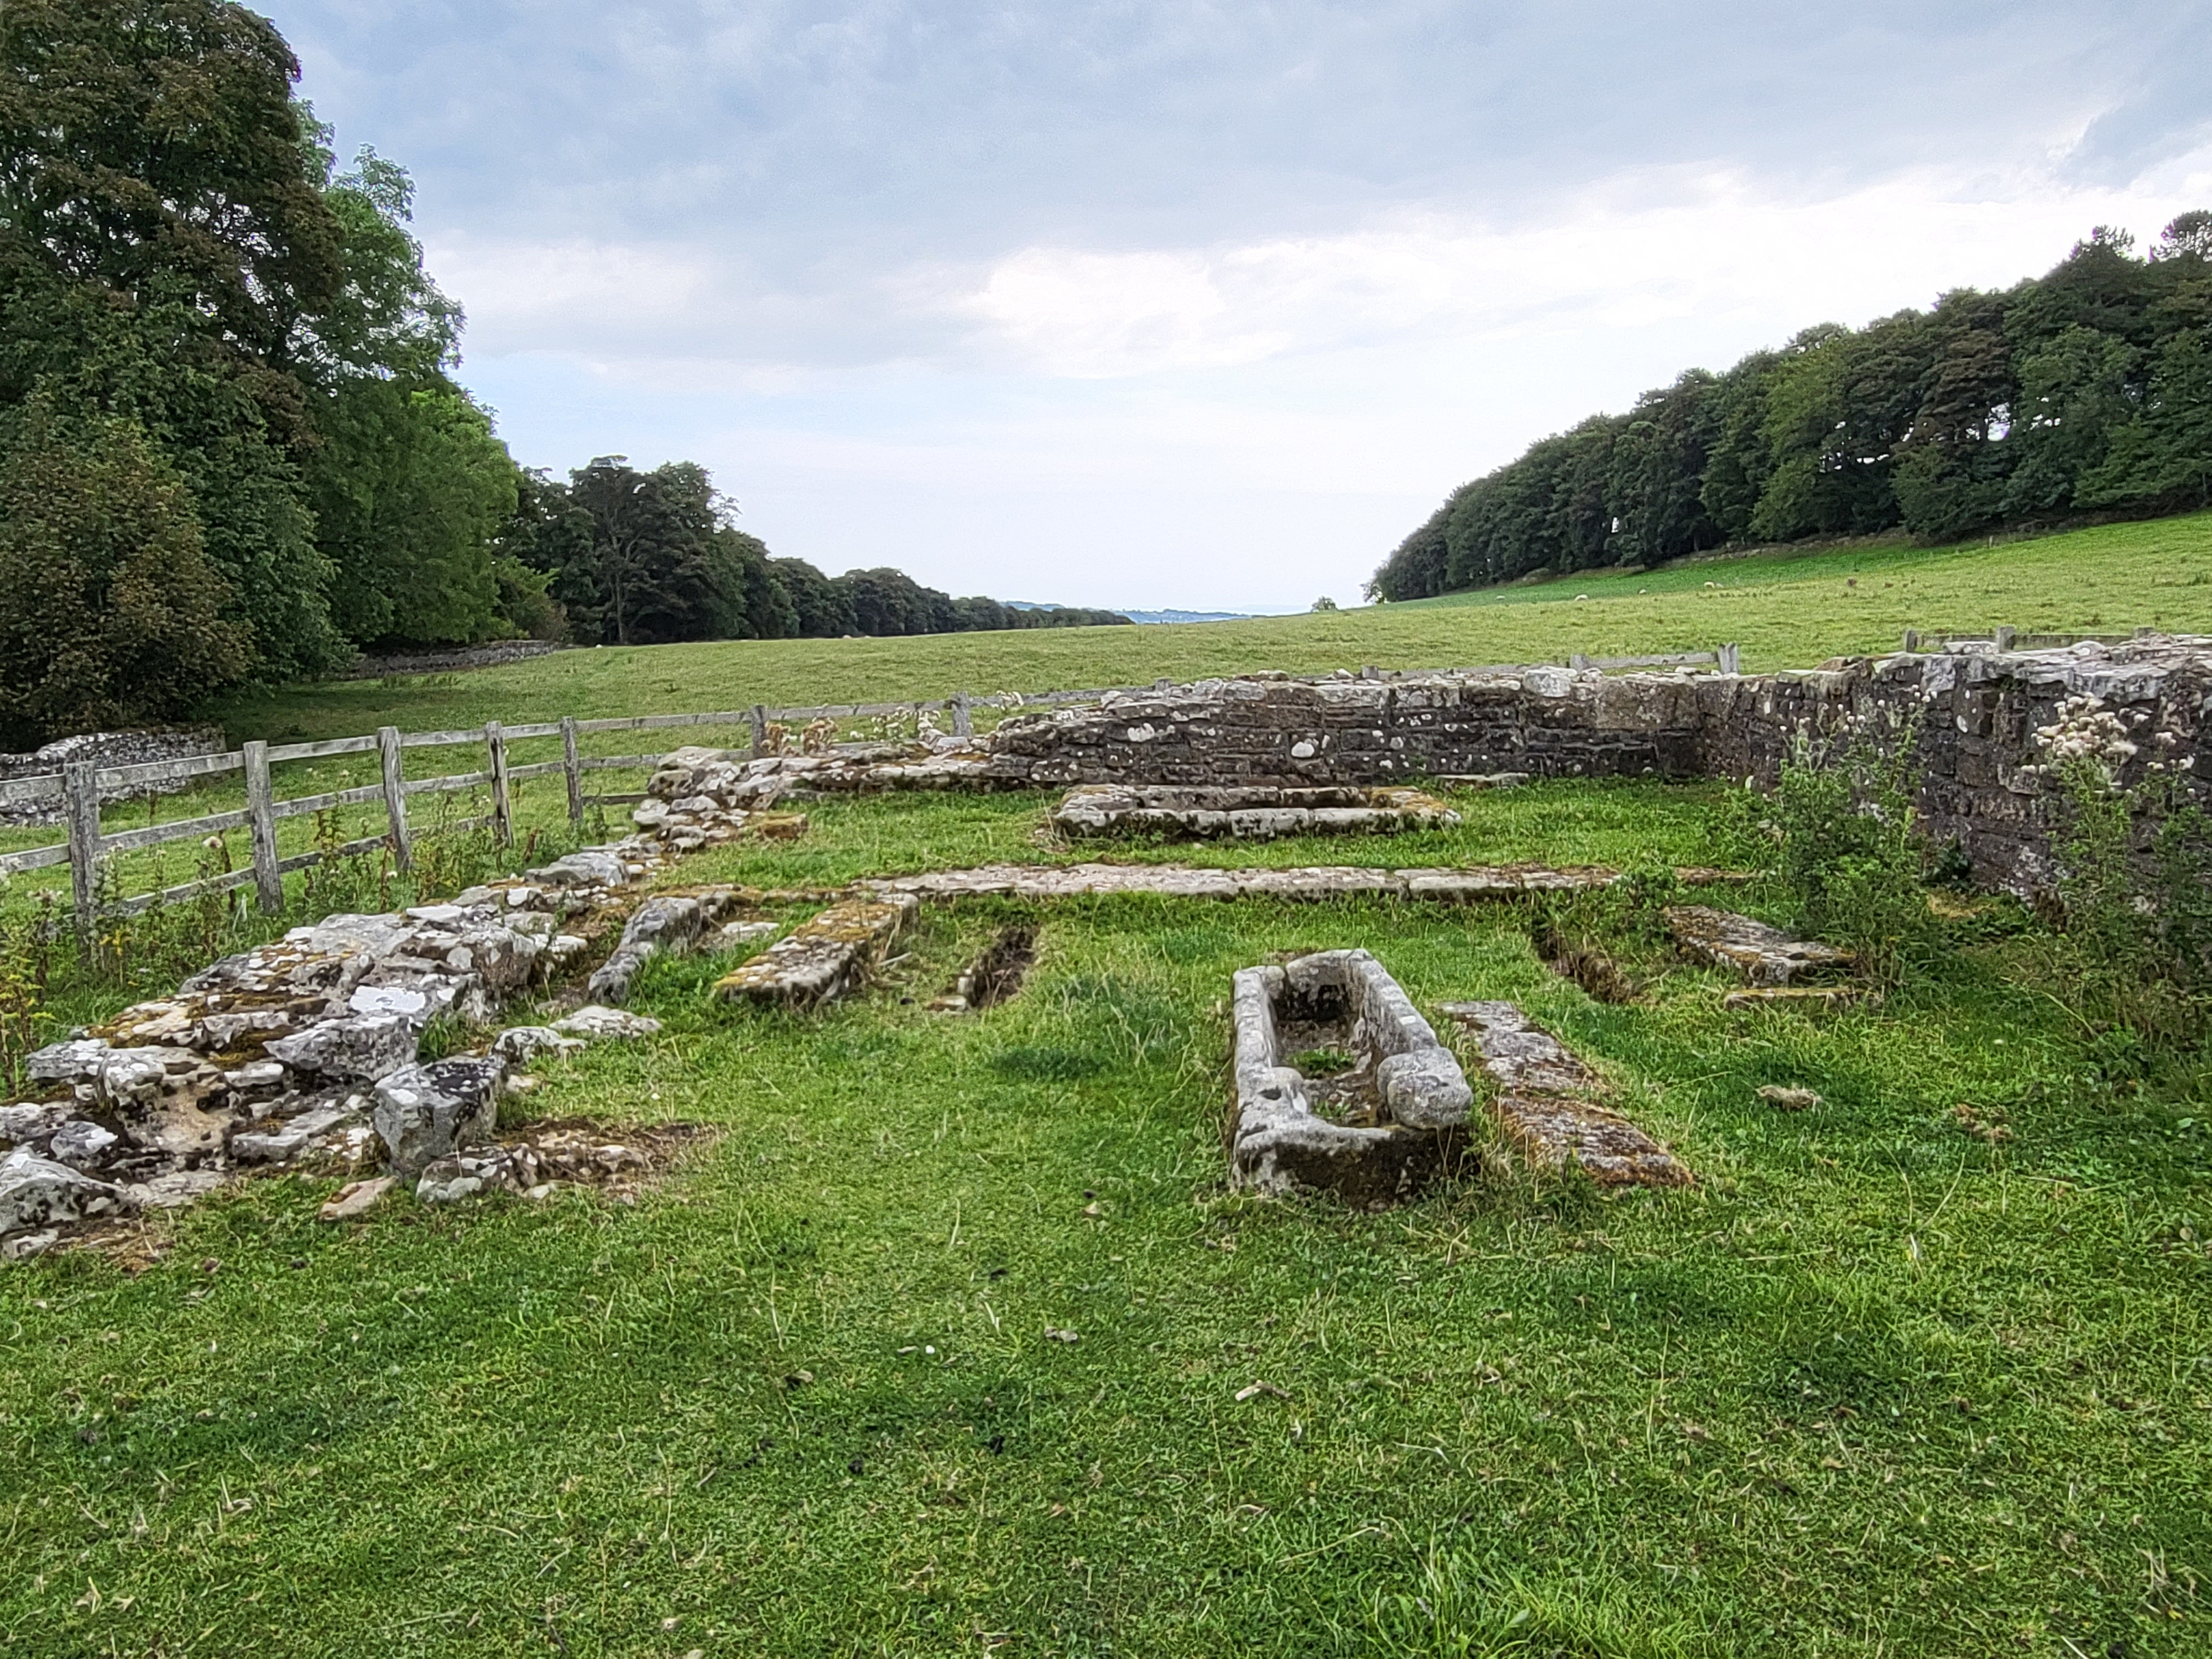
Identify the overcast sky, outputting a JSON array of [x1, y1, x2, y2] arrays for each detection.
[[276, 1, 2212, 612]]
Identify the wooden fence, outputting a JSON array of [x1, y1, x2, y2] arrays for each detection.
[[0, 650, 1746, 932], [1900, 625, 2163, 654]]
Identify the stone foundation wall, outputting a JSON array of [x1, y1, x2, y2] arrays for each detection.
[[980, 639, 2212, 896], [985, 667, 1711, 789], [0, 728, 228, 826]]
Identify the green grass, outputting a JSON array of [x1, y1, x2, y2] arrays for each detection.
[[2, 786, 2208, 1655], [193, 512, 2212, 748], [9, 512, 2209, 915]]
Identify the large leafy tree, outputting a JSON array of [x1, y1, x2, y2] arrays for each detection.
[[0, 395, 246, 748], [296, 140, 529, 648], [0, 0, 352, 687]]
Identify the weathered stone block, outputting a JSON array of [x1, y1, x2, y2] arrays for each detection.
[[372, 1056, 506, 1177], [714, 894, 918, 1008], [1665, 906, 1851, 985], [0, 1148, 132, 1233], [1442, 1002, 1689, 1188], [268, 1013, 419, 1082]]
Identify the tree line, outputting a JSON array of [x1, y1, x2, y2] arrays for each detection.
[[1369, 218, 2212, 602], [0, 2, 1125, 750]]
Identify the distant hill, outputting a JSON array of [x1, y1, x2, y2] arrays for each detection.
[[1007, 603, 1254, 625]]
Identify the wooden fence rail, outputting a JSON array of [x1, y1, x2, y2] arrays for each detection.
[[4, 646, 1764, 931]]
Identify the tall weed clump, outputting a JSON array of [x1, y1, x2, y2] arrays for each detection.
[[2033, 694, 2212, 1046], [1717, 712, 1937, 988]]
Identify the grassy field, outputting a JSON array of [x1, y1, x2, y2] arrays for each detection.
[[11, 512, 2209, 921], [3, 784, 2208, 1656], [193, 512, 2212, 748]]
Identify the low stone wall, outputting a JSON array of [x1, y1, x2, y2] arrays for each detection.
[[973, 638, 2212, 895], [0, 728, 228, 826], [343, 640, 568, 679]]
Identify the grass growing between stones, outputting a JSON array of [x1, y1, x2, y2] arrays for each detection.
[[2, 783, 2209, 1656]]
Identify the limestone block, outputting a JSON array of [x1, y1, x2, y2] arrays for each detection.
[[267, 1013, 419, 1083], [48, 1120, 118, 1169], [24, 1038, 111, 1086], [373, 1056, 506, 1177], [1441, 1002, 1691, 1189], [0, 1148, 132, 1234], [549, 1005, 662, 1042], [491, 1026, 587, 1065], [1664, 906, 1851, 985], [0, 1102, 74, 1149], [535, 849, 632, 889], [231, 1098, 367, 1164], [714, 894, 918, 1008], [587, 894, 708, 1005]]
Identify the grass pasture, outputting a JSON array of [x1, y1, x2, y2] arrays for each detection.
[[2, 783, 2209, 1656], [189, 512, 2212, 748], [12, 512, 2210, 928]]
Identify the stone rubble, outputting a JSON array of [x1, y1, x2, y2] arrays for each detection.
[[1050, 782, 1459, 840], [1229, 950, 1472, 1208], [414, 1130, 654, 1206], [1665, 906, 1852, 986], [4, 824, 685, 1251], [1441, 1001, 1691, 1188]]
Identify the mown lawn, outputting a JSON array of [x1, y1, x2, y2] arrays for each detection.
[[2, 785, 2206, 1656]]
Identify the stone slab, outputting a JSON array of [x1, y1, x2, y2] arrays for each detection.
[[1665, 906, 1851, 986], [1441, 1001, 1691, 1190], [714, 894, 919, 1008]]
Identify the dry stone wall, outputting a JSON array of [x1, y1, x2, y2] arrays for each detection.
[[963, 638, 2212, 896]]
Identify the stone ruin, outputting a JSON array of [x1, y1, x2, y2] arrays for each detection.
[[1051, 782, 1458, 840], [1443, 1002, 1691, 1190], [0, 761, 804, 1258], [19, 631, 2193, 1245], [680, 634, 2212, 899], [1224, 947, 1692, 1208], [1229, 950, 1473, 1208]]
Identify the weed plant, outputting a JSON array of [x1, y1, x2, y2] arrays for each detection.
[[2031, 697, 2212, 1047], [1713, 723, 1938, 989]]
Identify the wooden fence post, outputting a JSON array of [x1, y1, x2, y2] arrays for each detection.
[[561, 716, 583, 825], [1993, 625, 2017, 653], [378, 725, 413, 873], [1569, 652, 1591, 671], [950, 693, 972, 737], [1901, 629, 1921, 653], [749, 704, 768, 759], [1718, 642, 1740, 675], [486, 720, 512, 847], [64, 761, 102, 943], [242, 739, 283, 914]]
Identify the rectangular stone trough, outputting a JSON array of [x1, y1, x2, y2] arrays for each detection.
[[713, 894, 917, 1009], [1229, 949, 1472, 1208], [1054, 783, 1459, 840]]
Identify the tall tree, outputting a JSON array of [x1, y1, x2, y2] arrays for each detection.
[[0, 0, 351, 685], [0, 395, 246, 748]]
